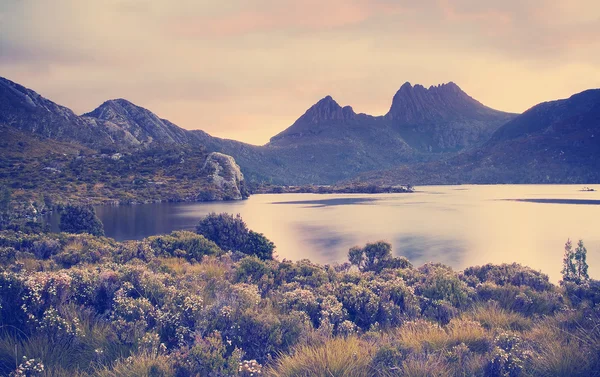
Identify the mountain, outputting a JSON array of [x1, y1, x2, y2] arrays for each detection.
[[0, 77, 250, 205], [0, 77, 203, 151], [385, 82, 515, 152], [0, 76, 520, 184], [252, 83, 515, 183], [355, 89, 600, 184], [83, 99, 194, 147], [0, 77, 120, 149]]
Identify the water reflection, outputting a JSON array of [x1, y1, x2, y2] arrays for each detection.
[[46, 185, 600, 282], [395, 235, 467, 267], [272, 197, 378, 207]]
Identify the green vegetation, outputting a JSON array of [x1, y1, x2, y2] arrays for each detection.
[[0, 144, 245, 210], [0, 216, 598, 376], [196, 213, 275, 260], [59, 205, 105, 237], [251, 183, 414, 194]]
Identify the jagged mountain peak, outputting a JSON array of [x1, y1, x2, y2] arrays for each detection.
[[84, 98, 156, 120], [297, 95, 357, 124], [386, 81, 504, 123], [83, 98, 191, 146]]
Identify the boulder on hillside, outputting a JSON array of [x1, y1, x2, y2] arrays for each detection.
[[199, 152, 249, 201]]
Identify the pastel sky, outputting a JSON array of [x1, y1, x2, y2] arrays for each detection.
[[1, 0, 599, 145]]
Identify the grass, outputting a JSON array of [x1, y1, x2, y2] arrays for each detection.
[[92, 353, 174, 377], [267, 337, 376, 377], [467, 302, 533, 331]]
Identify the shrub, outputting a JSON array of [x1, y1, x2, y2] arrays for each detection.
[[463, 263, 553, 292], [196, 213, 274, 260], [195, 213, 249, 252], [172, 331, 240, 377], [348, 241, 411, 273], [59, 205, 105, 237], [417, 264, 472, 309], [148, 231, 222, 262], [244, 230, 275, 260]]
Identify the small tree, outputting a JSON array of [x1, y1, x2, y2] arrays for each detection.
[[243, 230, 275, 260], [59, 205, 105, 237], [561, 239, 576, 283], [574, 239, 589, 283], [195, 213, 275, 260], [562, 238, 590, 284], [195, 213, 249, 252], [348, 241, 410, 272]]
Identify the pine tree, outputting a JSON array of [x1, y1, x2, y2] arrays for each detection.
[[574, 239, 589, 283], [561, 239, 576, 283]]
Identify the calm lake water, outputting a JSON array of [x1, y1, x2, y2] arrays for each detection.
[[66, 185, 600, 282]]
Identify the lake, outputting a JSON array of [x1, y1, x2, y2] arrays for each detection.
[[68, 185, 600, 282]]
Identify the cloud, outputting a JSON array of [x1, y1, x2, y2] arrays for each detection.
[[167, 0, 407, 37], [1, 0, 599, 144]]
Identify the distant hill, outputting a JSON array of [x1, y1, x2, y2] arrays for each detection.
[[257, 83, 515, 183], [5, 75, 597, 186], [355, 89, 600, 184], [0, 78, 249, 206]]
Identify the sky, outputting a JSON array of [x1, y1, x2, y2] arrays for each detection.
[[1, 0, 599, 145]]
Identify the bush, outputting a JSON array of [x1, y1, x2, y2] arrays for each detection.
[[59, 205, 105, 237], [148, 231, 223, 262], [348, 241, 411, 273], [196, 213, 274, 260], [244, 230, 275, 260]]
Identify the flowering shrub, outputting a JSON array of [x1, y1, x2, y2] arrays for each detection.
[[9, 358, 44, 377], [485, 333, 532, 377]]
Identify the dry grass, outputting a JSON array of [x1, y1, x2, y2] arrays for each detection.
[[93, 353, 173, 377], [267, 337, 375, 377], [393, 320, 449, 353], [400, 354, 451, 377], [530, 337, 597, 377], [446, 319, 491, 353], [526, 318, 600, 377], [390, 319, 490, 354], [468, 302, 532, 331]]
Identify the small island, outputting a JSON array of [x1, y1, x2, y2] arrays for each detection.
[[251, 183, 414, 194]]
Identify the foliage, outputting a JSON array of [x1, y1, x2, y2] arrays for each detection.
[[196, 213, 274, 259], [59, 205, 105, 237], [561, 239, 589, 285], [148, 231, 223, 262], [0, 228, 597, 376], [348, 241, 411, 273]]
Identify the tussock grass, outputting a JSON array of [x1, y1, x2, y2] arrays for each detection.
[[400, 354, 451, 377], [267, 337, 375, 377], [394, 320, 448, 353], [530, 338, 598, 377], [446, 319, 491, 352], [390, 319, 491, 354], [467, 302, 532, 331], [93, 353, 173, 377]]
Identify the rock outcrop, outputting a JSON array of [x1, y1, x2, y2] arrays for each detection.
[[199, 152, 248, 201]]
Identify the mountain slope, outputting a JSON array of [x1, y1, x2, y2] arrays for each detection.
[[0, 77, 147, 150], [252, 84, 515, 183], [1, 76, 526, 185], [355, 89, 600, 184], [385, 82, 515, 152], [0, 77, 250, 205], [83, 99, 194, 147]]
